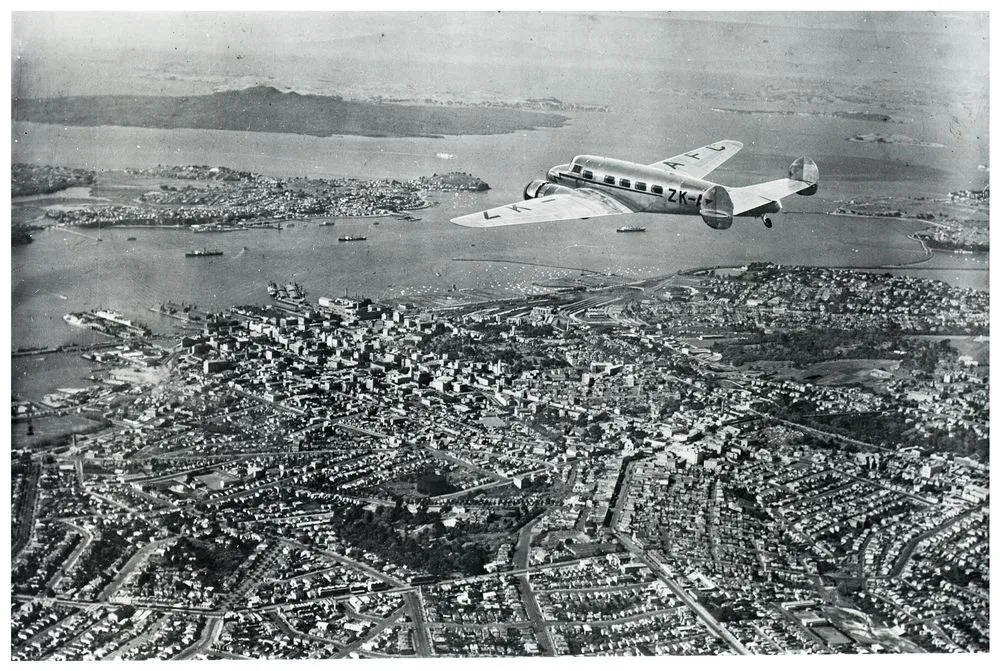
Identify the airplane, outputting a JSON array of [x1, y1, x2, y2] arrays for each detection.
[[450, 140, 818, 230]]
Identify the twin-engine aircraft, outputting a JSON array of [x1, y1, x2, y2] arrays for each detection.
[[450, 140, 818, 230]]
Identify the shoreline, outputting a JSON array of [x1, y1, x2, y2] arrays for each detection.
[[827, 210, 988, 255]]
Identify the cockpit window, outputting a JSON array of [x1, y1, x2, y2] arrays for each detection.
[[604, 175, 616, 185], [635, 181, 647, 191], [571, 164, 582, 174], [619, 178, 631, 188], [582, 170, 593, 180], [651, 185, 664, 195]]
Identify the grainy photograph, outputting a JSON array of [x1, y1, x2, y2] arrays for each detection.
[[10, 10, 989, 659]]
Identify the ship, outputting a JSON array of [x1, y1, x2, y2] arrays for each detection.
[[63, 314, 89, 328], [191, 223, 248, 233], [268, 280, 307, 307], [186, 248, 223, 257], [150, 301, 203, 323], [64, 310, 151, 338], [338, 235, 367, 242], [616, 225, 647, 233], [93, 309, 135, 327], [126, 236, 137, 241], [320, 221, 336, 226]]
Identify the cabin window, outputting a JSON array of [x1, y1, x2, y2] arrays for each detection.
[[604, 175, 616, 185], [582, 170, 593, 180], [635, 181, 647, 191], [619, 178, 631, 188], [651, 185, 664, 195], [571, 164, 582, 174]]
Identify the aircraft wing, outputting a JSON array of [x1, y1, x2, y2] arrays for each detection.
[[649, 140, 744, 179], [728, 178, 814, 216], [450, 188, 635, 228]]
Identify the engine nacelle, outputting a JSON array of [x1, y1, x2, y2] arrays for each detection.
[[700, 185, 734, 230], [524, 179, 575, 200]]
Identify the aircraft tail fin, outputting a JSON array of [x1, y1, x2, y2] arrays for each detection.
[[789, 157, 819, 195], [700, 185, 734, 230]]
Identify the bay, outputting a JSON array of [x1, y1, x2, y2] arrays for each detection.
[[10, 95, 988, 398]]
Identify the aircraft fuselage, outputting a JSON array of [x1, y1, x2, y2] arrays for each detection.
[[544, 155, 780, 217]]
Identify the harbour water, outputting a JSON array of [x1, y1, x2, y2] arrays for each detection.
[[11, 79, 989, 398]]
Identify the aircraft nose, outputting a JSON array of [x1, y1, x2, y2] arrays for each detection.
[[547, 165, 565, 181]]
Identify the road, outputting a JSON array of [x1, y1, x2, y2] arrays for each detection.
[[98, 535, 181, 601], [614, 532, 749, 655], [884, 505, 983, 579], [173, 615, 223, 660], [46, 520, 95, 592], [403, 591, 433, 656], [513, 514, 556, 655]]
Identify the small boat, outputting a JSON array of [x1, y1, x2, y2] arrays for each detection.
[[127, 236, 137, 241], [338, 235, 367, 242], [616, 225, 646, 233]]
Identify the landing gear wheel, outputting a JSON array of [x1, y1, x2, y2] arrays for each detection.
[[763, 216, 773, 229]]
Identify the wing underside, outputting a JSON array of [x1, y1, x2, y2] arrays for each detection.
[[649, 140, 744, 179], [729, 178, 814, 216], [450, 188, 635, 228]]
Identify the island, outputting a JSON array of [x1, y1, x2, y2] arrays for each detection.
[[13, 85, 569, 139], [847, 133, 945, 148]]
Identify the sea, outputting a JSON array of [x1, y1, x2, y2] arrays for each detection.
[[9, 63, 990, 401]]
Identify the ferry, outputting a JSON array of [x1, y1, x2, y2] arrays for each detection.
[[616, 225, 647, 233], [186, 248, 223, 257], [338, 235, 367, 242]]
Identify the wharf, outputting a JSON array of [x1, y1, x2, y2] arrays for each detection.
[[149, 302, 208, 323]]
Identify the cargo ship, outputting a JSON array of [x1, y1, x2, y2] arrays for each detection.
[[616, 225, 646, 233], [186, 248, 223, 257], [149, 301, 204, 323], [267, 281, 307, 307], [64, 310, 151, 338], [338, 235, 367, 242], [191, 223, 247, 233]]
